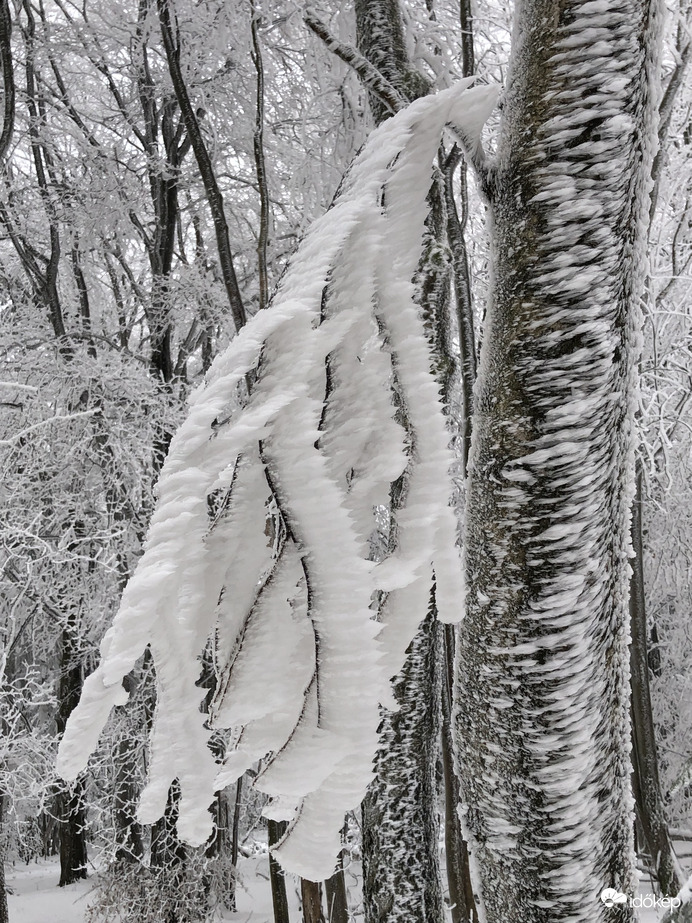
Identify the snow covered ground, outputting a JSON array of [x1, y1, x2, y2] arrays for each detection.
[[6, 860, 92, 923], [5, 854, 357, 923], [3, 855, 679, 922]]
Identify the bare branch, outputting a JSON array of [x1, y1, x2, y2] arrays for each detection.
[[651, 39, 692, 221], [0, 0, 15, 164], [157, 0, 247, 333], [251, 6, 270, 312]]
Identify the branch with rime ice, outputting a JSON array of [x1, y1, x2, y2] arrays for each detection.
[[304, 11, 406, 116], [56, 81, 497, 881], [305, 10, 492, 195]]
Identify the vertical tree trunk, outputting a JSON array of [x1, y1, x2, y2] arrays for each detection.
[[441, 628, 478, 923], [301, 879, 325, 923], [228, 778, 243, 911], [268, 819, 291, 923], [0, 790, 9, 923], [324, 847, 349, 923], [362, 607, 443, 923], [113, 737, 144, 863], [114, 678, 144, 864], [630, 462, 681, 896], [454, 1, 662, 921], [355, 4, 445, 920], [56, 615, 88, 887]]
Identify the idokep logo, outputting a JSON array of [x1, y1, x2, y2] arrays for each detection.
[[600, 889, 627, 908], [600, 888, 682, 911]]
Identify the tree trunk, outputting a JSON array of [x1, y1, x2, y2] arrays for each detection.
[[268, 819, 290, 923], [630, 462, 681, 895], [56, 780, 88, 887], [228, 779, 243, 911], [113, 677, 144, 864], [0, 790, 9, 923], [362, 607, 443, 923], [441, 625, 478, 923], [56, 616, 88, 886], [301, 879, 325, 923], [355, 5, 446, 920], [150, 783, 186, 872], [324, 851, 349, 923], [454, 1, 662, 921]]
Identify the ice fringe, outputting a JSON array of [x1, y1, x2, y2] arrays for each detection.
[[56, 80, 497, 880]]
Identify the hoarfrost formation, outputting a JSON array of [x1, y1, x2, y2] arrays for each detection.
[[454, 1, 662, 921], [57, 81, 497, 880]]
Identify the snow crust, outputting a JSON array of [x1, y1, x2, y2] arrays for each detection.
[[56, 80, 497, 880]]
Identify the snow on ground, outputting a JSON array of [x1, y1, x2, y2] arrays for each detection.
[[5, 854, 363, 923], [6, 859, 92, 923], [5, 856, 291, 923], [4, 854, 686, 922]]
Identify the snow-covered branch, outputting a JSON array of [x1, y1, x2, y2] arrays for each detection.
[[56, 81, 497, 880]]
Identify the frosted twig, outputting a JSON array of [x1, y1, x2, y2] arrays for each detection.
[[0, 407, 98, 447]]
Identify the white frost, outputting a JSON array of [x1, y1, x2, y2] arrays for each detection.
[[56, 80, 497, 879]]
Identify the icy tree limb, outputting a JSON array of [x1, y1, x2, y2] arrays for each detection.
[[56, 81, 498, 880], [304, 11, 406, 116]]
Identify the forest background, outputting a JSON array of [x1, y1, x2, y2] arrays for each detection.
[[0, 0, 691, 922]]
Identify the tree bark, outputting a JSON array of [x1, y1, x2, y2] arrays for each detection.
[[0, 790, 9, 923], [156, 0, 246, 334], [454, 1, 662, 921], [362, 607, 443, 923], [630, 462, 681, 896], [354, 5, 446, 921], [0, 0, 15, 165], [324, 849, 349, 923], [113, 734, 144, 864], [268, 819, 290, 923], [301, 879, 325, 923], [56, 615, 88, 887], [441, 624, 478, 923]]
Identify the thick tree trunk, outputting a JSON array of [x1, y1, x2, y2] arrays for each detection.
[[150, 784, 186, 872], [301, 879, 325, 923], [56, 780, 87, 887], [355, 5, 446, 920], [454, 1, 661, 921]]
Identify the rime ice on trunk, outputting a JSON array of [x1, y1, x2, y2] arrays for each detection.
[[0, 790, 8, 923], [355, 3, 445, 919], [362, 606, 443, 923], [454, 1, 661, 922]]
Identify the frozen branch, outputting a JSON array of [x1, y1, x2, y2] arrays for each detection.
[[304, 12, 406, 116]]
